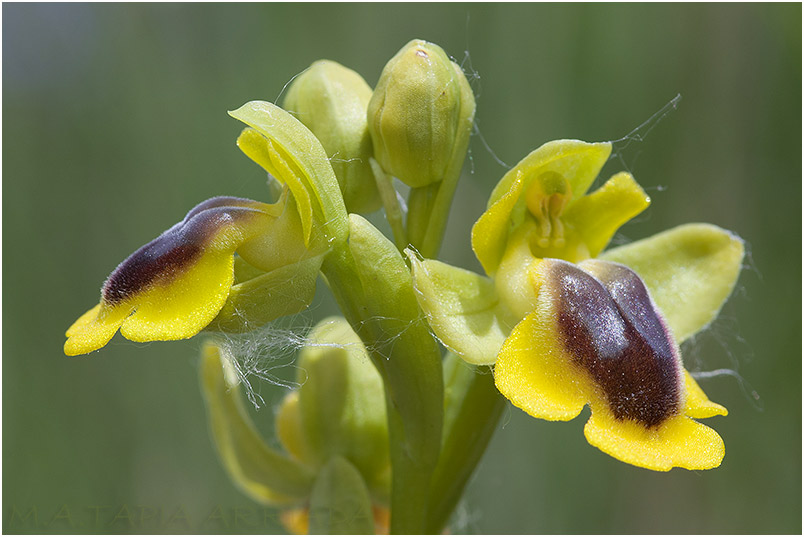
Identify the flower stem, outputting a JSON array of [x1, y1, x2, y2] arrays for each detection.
[[425, 353, 506, 533], [406, 183, 438, 255], [370, 157, 408, 251], [321, 219, 443, 534]]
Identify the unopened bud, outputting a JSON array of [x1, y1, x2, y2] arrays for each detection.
[[283, 60, 380, 213], [281, 317, 390, 497], [367, 39, 475, 188]]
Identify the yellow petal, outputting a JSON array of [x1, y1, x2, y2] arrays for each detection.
[[64, 303, 133, 356], [471, 175, 525, 275], [229, 101, 349, 245], [474, 140, 612, 274], [120, 249, 234, 342], [494, 311, 590, 421], [584, 401, 725, 471], [488, 139, 612, 207], [236, 128, 315, 246], [684, 371, 728, 418], [64, 198, 278, 355], [562, 171, 651, 257], [496, 258, 727, 472]]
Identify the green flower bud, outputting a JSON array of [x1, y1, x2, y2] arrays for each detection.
[[367, 39, 475, 188], [276, 317, 390, 500], [283, 60, 381, 214]]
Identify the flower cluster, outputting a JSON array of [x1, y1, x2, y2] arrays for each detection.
[[65, 37, 745, 534]]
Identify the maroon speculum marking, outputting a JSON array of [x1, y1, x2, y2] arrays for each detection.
[[549, 260, 682, 428], [102, 197, 261, 305]]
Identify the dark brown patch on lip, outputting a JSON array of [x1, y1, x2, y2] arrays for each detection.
[[550, 260, 681, 428], [102, 197, 262, 305]]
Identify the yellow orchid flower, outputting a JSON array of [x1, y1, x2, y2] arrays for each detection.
[[494, 257, 730, 471], [65, 102, 348, 356], [410, 139, 745, 471], [64, 194, 324, 356]]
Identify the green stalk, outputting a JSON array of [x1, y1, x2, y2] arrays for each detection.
[[370, 157, 408, 251], [425, 353, 506, 533], [321, 218, 443, 534], [417, 119, 473, 259], [406, 183, 439, 253]]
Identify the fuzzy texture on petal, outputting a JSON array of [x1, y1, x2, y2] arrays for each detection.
[[584, 402, 725, 471], [494, 258, 727, 471], [65, 197, 282, 356]]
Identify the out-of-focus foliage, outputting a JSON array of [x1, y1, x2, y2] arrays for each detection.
[[3, 3, 800, 534]]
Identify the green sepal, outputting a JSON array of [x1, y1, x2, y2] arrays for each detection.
[[408, 252, 512, 365], [206, 254, 324, 333], [229, 101, 348, 246], [283, 60, 381, 214], [488, 139, 611, 209], [199, 341, 314, 505], [308, 456, 375, 535], [600, 223, 744, 343], [295, 317, 390, 500]]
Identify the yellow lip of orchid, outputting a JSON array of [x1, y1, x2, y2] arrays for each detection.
[[64, 195, 307, 356], [494, 258, 728, 471]]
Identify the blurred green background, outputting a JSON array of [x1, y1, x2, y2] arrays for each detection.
[[3, 3, 801, 534]]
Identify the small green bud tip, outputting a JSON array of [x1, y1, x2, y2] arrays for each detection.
[[367, 39, 476, 188], [283, 60, 381, 214]]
